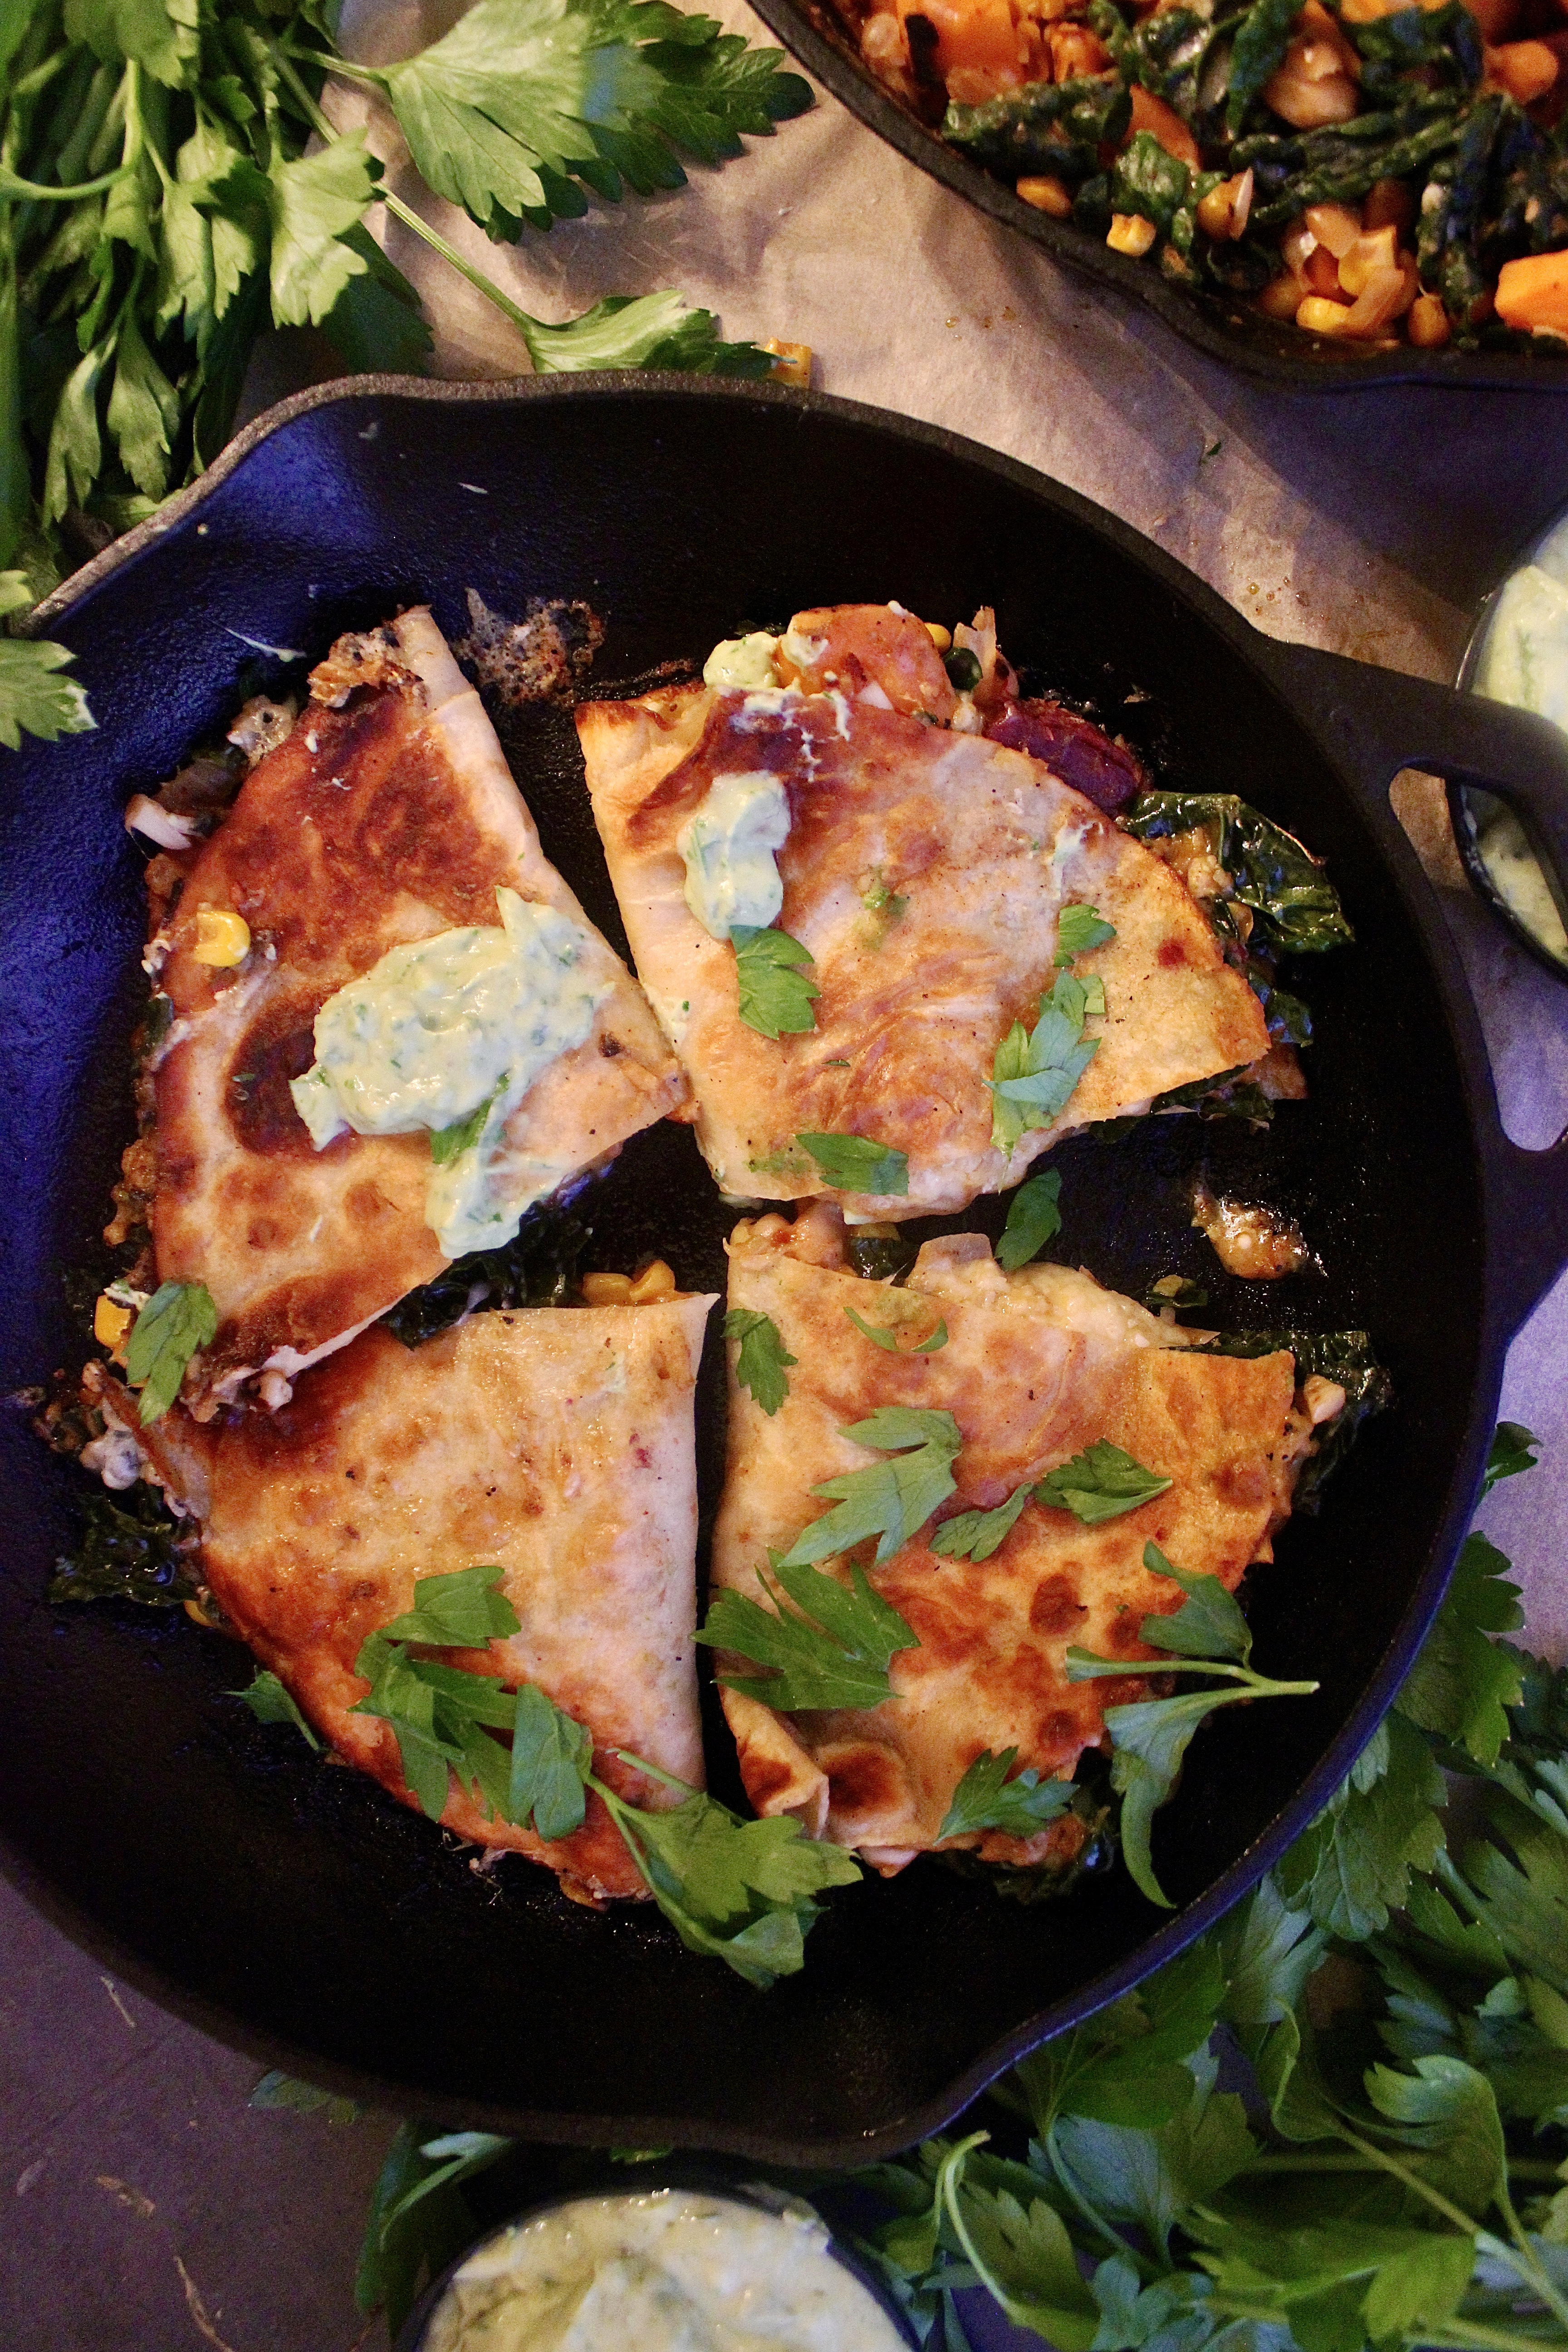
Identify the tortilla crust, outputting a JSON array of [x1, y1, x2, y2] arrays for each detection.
[[576, 681, 1267, 1218], [152, 608, 686, 1401], [120, 1298, 714, 1903], [711, 1206, 1308, 1869]]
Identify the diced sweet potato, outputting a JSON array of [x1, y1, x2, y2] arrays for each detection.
[[1127, 83, 1201, 166], [900, 0, 1020, 78], [1495, 250, 1568, 337], [1484, 36, 1559, 98]]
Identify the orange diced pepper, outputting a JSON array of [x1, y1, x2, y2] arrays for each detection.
[[1495, 251, 1568, 338], [1126, 83, 1200, 167]]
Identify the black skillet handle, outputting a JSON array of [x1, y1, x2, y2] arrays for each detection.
[[1264, 640, 1568, 1337]]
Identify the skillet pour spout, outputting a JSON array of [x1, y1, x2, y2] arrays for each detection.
[[4, 373, 1567, 2165]]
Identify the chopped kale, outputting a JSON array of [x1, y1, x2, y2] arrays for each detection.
[[943, 73, 1129, 184], [384, 1206, 590, 1346], [1123, 791, 1353, 956], [1198, 1330, 1392, 1510], [844, 1230, 921, 1284], [50, 1485, 199, 1607]]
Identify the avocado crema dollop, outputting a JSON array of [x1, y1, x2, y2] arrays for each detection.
[[289, 887, 611, 1257], [420, 2190, 908, 2352]]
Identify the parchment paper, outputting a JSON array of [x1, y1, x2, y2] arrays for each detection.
[[333, 0, 1568, 1639]]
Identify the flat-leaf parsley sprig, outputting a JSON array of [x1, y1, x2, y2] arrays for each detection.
[[241, 1563, 857, 1985], [0, 0, 811, 745], [1067, 1540, 1319, 1906], [990, 904, 1115, 1156], [698, 1553, 918, 1711]]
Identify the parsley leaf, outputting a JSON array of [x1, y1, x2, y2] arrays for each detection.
[[1054, 903, 1116, 964], [1275, 1710, 1446, 1938], [698, 1555, 918, 1710], [1067, 1544, 1318, 1906], [731, 925, 819, 1039], [376, 1564, 522, 1647], [796, 1131, 909, 1196], [844, 1305, 946, 1356], [779, 1406, 963, 1566], [1035, 1442, 1172, 1526], [939, 1748, 1074, 1840], [508, 1679, 592, 1841], [989, 970, 1102, 1157], [995, 1168, 1063, 1271], [1397, 1530, 1524, 1768], [124, 1279, 217, 1423], [725, 1307, 796, 1415], [356, 0, 812, 235], [593, 1769, 861, 1988], [265, 133, 379, 329], [520, 289, 772, 376], [929, 1480, 1034, 1563], [0, 573, 94, 750], [1485, 1420, 1541, 1492], [429, 1082, 505, 1166], [233, 1668, 321, 1749]]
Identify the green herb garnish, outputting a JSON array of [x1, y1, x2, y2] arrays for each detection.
[[725, 1308, 797, 1415], [344, 1563, 856, 1984], [698, 1554, 918, 1711], [796, 1131, 909, 1196], [930, 1482, 1034, 1563], [939, 1747, 1075, 1841], [1054, 904, 1115, 965], [1067, 1542, 1318, 1905], [124, 1280, 217, 1422], [779, 1406, 963, 1567], [995, 1169, 1063, 1272], [429, 1082, 504, 1165], [234, 1669, 321, 1749], [1035, 1442, 1172, 1526], [843, 1306, 946, 1355], [0, 573, 93, 750], [731, 925, 819, 1040], [989, 971, 1103, 1157]]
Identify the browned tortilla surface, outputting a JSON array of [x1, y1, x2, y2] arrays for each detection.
[[111, 1298, 714, 1902], [711, 1207, 1309, 1869], [577, 681, 1267, 1218], [151, 609, 685, 1402]]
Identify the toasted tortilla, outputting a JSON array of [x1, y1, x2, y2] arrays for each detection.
[[149, 608, 686, 1406], [576, 672, 1267, 1218], [710, 1205, 1312, 1871], [98, 1295, 715, 1903]]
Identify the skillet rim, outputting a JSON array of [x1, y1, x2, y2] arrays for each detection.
[[1, 372, 1517, 2161]]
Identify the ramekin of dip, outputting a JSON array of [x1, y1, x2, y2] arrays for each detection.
[[1455, 503, 1568, 980], [398, 2184, 921, 2352]]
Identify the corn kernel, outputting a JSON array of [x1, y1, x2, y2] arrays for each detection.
[[582, 1271, 634, 1305], [1015, 174, 1073, 219], [1107, 213, 1157, 257], [627, 1258, 677, 1303], [94, 1294, 132, 1348], [192, 906, 251, 966], [924, 622, 953, 652], [1295, 293, 1356, 335], [1406, 291, 1451, 347], [760, 340, 812, 388]]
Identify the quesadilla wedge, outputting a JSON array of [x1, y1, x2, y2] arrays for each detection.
[[576, 603, 1269, 1221], [143, 608, 685, 1410], [86, 1290, 715, 1904], [708, 1203, 1331, 1873]]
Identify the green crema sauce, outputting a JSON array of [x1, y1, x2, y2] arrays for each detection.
[[289, 887, 611, 1257], [421, 2190, 909, 2352], [677, 771, 792, 939], [1473, 523, 1568, 965]]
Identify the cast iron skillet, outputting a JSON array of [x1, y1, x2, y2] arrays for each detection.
[[5, 375, 1568, 2165], [746, 0, 1568, 394]]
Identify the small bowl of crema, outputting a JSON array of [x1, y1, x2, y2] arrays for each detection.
[[396, 2180, 921, 2352], [1455, 506, 1568, 981]]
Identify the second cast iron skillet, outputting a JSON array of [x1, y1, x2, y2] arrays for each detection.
[[4, 375, 1568, 2161]]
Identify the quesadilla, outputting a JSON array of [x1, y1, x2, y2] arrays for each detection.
[[710, 1204, 1322, 1872], [143, 608, 685, 1409], [88, 1291, 715, 1903], [576, 603, 1268, 1221]]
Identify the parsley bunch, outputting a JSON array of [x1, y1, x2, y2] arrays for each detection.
[[0, 0, 810, 746]]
